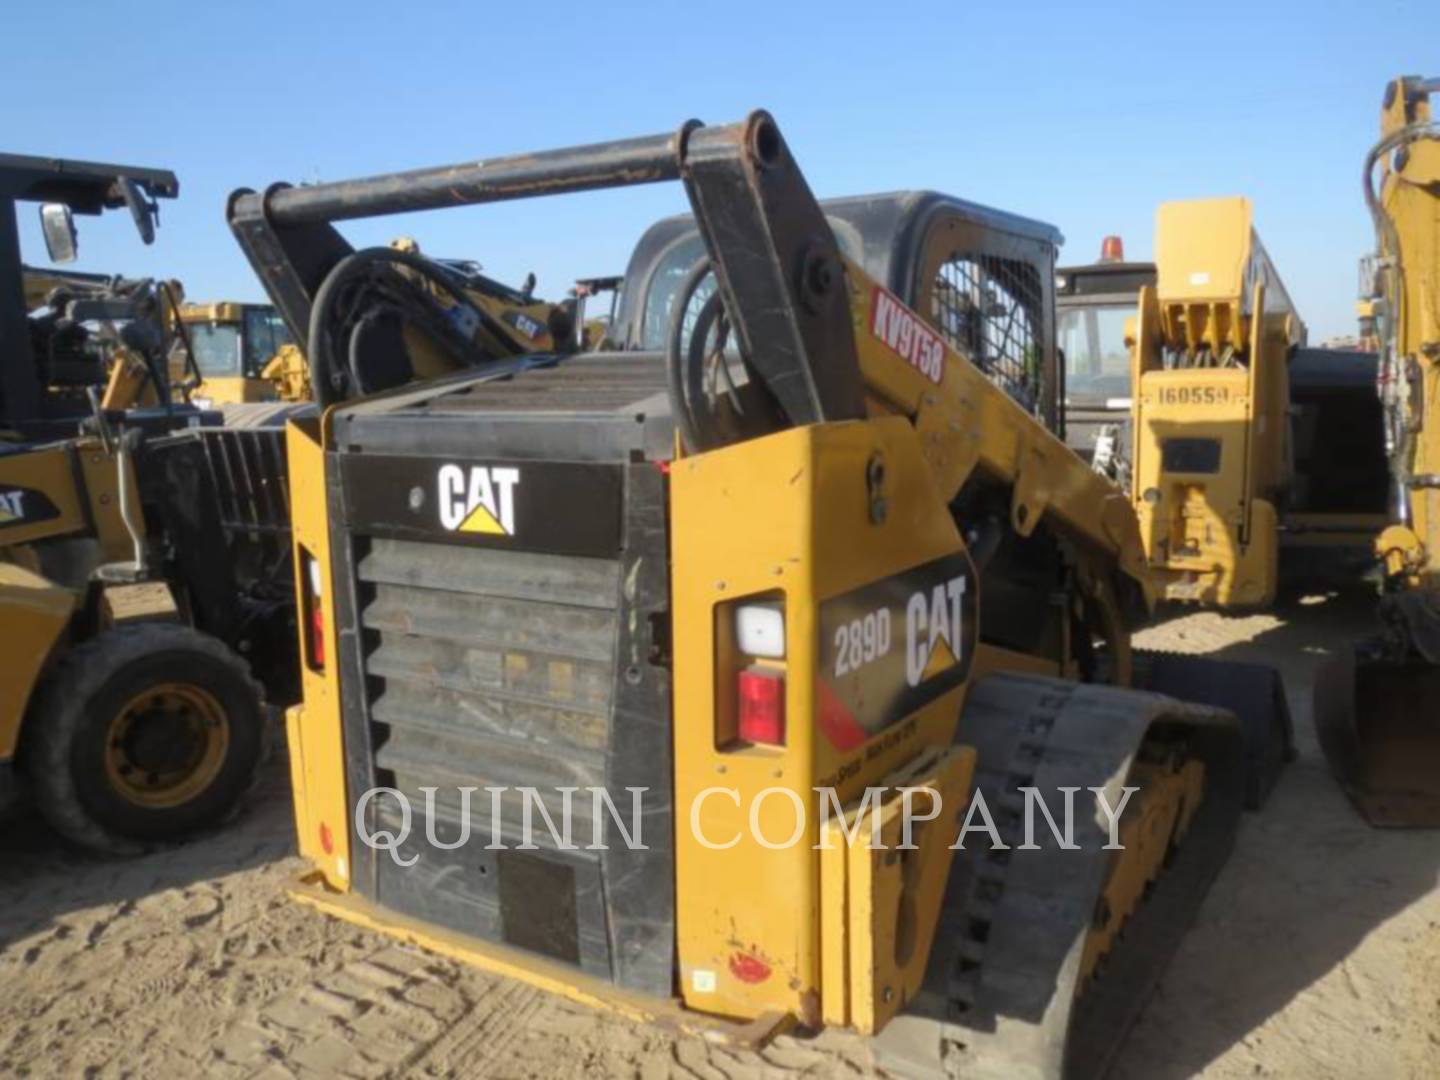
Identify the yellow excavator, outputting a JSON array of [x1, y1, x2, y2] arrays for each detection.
[[233, 114, 1291, 1077], [1129, 198, 1389, 606], [1316, 75, 1440, 827]]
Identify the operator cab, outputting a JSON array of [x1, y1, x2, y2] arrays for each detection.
[[173, 302, 293, 404], [1055, 237, 1154, 465], [614, 191, 1065, 433]]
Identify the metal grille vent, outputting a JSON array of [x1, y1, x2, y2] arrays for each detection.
[[195, 427, 291, 567]]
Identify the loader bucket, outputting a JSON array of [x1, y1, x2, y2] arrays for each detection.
[[1132, 651, 1295, 809], [1313, 649, 1440, 827]]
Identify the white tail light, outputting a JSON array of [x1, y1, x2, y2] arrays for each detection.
[[735, 602, 785, 659]]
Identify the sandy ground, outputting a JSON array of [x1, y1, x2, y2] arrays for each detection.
[[1, 586, 1437, 1079]]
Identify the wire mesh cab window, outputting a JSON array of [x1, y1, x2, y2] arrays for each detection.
[[918, 218, 1058, 429]]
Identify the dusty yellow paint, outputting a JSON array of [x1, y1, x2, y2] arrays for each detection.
[[0, 437, 143, 758], [178, 302, 246, 325], [844, 258, 1153, 605], [1131, 199, 1300, 607], [671, 417, 975, 1025], [0, 562, 76, 758], [101, 347, 163, 410], [1371, 77, 1440, 594], [0, 440, 132, 561], [1079, 755, 1205, 986], [195, 375, 278, 405], [282, 414, 351, 889], [819, 747, 974, 1033]]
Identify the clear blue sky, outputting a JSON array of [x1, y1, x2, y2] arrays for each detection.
[[5, 1, 1435, 342]]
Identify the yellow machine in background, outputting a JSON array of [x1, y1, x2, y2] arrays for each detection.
[[1130, 198, 1301, 605], [175, 301, 297, 404], [1, 154, 293, 853], [1317, 75, 1440, 827], [184, 240, 584, 407], [234, 114, 1291, 1077], [1130, 198, 1386, 606]]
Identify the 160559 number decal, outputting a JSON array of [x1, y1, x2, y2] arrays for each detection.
[[833, 608, 892, 677]]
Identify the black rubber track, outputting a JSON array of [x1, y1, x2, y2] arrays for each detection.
[[875, 672, 1245, 1079]]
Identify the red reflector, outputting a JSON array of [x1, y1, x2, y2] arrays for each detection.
[[319, 822, 334, 855], [310, 606, 326, 668], [738, 667, 785, 745], [1100, 235, 1125, 263]]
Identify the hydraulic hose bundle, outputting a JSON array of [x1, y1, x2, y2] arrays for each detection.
[[665, 256, 784, 452], [307, 247, 506, 402]]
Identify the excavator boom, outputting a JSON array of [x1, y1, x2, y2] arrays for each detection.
[[1316, 75, 1440, 826]]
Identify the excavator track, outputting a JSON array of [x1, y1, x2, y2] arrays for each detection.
[[876, 672, 1245, 1080]]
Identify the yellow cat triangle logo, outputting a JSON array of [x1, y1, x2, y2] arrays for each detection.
[[458, 501, 507, 535], [921, 635, 958, 681]]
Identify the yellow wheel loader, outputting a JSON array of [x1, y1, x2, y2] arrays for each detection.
[[171, 300, 297, 405], [1315, 75, 1440, 826], [0, 154, 295, 852], [1128, 198, 1389, 606], [235, 114, 1290, 1077]]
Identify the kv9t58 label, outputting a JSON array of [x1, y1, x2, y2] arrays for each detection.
[[870, 285, 946, 384], [817, 551, 978, 751]]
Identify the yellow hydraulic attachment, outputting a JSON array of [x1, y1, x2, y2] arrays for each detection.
[[1316, 76, 1440, 826], [1132, 198, 1311, 606]]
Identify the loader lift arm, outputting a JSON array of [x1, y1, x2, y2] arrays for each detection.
[[230, 113, 1153, 620], [229, 115, 865, 423]]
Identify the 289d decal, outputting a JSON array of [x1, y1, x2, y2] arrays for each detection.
[[818, 551, 978, 751]]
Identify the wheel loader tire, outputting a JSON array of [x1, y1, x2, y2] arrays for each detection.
[[24, 623, 268, 855]]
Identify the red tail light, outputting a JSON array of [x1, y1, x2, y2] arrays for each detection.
[[301, 548, 325, 673], [311, 607, 326, 668], [738, 666, 786, 745], [319, 822, 334, 855], [1100, 235, 1125, 263]]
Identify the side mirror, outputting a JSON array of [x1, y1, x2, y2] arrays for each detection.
[[39, 203, 78, 263], [120, 178, 157, 245]]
